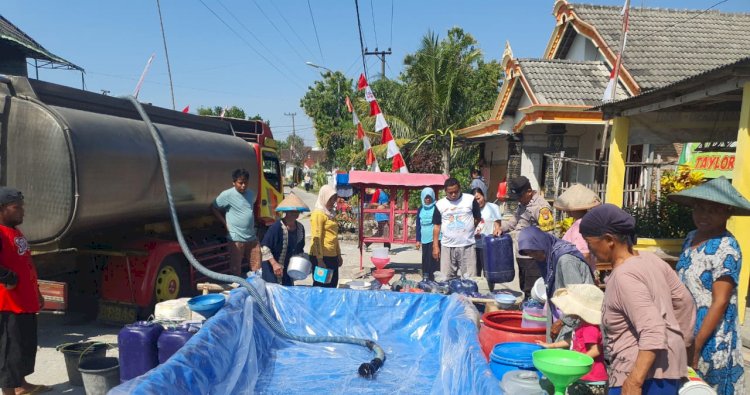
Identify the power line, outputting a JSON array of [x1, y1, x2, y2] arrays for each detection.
[[215, 0, 303, 85], [389, 0, 394, 49], [197, 0, 305, 89], [306, 0, 325, 62], [268, 1, 319, 62], [251, 0, 308, 63], [369, 0, 379, 48], [155, 0, 176, 110], [354, 0, 369, 79]]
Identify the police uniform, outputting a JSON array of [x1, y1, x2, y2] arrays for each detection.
[[500, 193, 554, 233], [501, 177, 554, 295]]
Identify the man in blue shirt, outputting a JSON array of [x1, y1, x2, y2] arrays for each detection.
[[211, 169, 259, 276]]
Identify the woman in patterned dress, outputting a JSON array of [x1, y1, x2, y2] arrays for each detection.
[[669, 176, 750, 395]]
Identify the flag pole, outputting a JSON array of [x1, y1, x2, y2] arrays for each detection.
[[596, 0, 630, 181], [133, 53, 156, 98]]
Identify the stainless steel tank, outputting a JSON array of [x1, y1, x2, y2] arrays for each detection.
[[0, 77, 258, 245]]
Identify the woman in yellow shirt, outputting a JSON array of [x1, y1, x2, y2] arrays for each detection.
[[309, 185, 343, 287]]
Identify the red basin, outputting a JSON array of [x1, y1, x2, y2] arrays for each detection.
[[370, 257, 390, 270], [372, 269, 395, 285], [478, 311, 546, 359]]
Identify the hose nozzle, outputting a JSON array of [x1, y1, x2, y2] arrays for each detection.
[[358, 357, 384, 379]]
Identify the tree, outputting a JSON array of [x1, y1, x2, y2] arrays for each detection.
[[402, 27, 500, 174], [284, 134, 308, 167], [196, 105, 249, 120], [300, 71, 355, 169]]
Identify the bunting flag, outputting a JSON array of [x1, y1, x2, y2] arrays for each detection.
[[357, 74, 369, 91], [355, 73, 408, 173], [347, 94, 380, 172], [602, 0, 630, 102], [182, 105, 190, 113]]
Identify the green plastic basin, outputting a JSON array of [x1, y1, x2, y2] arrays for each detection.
[[532, 349, 594, 395]]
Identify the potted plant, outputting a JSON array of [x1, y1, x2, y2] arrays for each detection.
[[626, 165, 703, 256]]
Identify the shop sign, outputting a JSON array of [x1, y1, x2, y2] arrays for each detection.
[[678, 142, 736, 179]]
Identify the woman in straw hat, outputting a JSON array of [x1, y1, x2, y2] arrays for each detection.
[[581, 204, 696, 395], [536, 284, 607, 395], [260, 193, 310, 285], [669, 176, 749, 395], [554, 184, 601, 274]]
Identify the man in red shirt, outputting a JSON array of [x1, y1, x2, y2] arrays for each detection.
[[0, 187, 49, 394]]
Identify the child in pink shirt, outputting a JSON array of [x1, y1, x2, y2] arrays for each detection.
[[537, 284, 607, 395]]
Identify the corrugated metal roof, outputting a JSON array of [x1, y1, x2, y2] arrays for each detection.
[[0, 15, 83, 71]]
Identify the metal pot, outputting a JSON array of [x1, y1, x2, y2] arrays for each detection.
[[287, 255, 312, 281]]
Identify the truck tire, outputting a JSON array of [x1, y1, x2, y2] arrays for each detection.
[[153, 256, 192, 303]]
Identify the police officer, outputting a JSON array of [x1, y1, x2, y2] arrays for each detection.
[[499, 176, 554, 294], [500, 176, 554, 234]]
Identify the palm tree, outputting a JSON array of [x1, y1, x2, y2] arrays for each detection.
[[403, 28, 482, 174]]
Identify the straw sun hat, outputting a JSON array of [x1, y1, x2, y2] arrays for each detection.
[[667, 176, 750, 216], [276, 193, 310, 212], [553, 184, 601, 212], [550, 284, 604, 325]]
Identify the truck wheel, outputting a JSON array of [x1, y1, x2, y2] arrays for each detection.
[[154, 256, 191, 303]]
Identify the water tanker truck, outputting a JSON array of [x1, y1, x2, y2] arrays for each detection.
[[0, 75, 283, 322]]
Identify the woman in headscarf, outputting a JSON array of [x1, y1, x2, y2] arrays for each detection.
[[554, 184, 601, 274], [415, 187, 439, 281], [518, 226, 594, 342], [309, 185, 342, 288], [260, 193, 309, 286], [472, 184, 502, 287], [581, 204, 696, 395], [669, 177, 748, 395]]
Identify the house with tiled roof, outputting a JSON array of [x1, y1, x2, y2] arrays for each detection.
[[460, 0, 750, 202]]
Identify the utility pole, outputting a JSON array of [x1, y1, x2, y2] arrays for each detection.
[[284, 112, 297, 139], [364, 48, 392, 79]]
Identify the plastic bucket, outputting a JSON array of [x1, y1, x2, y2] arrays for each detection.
[[478, 311, 546, 358], [78, 357, 120, 395], [522, 312, 547, 329], [489, 342, 543, 380], [58, 342, 108, 386]]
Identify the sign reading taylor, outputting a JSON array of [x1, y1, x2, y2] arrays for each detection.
[[679, 142, 736, 179]]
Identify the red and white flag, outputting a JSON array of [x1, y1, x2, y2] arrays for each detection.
[[182, 105, 190, 113], [357, 74, 369, 91], [364, 86, 376, 102], [374, 113, 389, 132], [369, 100, 381, 117], [603, 0, 630, 102], [392, 152, 408, 173], [345, 96, 354, 113]]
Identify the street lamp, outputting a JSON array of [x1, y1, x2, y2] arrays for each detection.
[[306, 61, 341, 117]]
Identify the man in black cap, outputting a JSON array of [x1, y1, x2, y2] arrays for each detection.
[[499, 176, 554, 295], [500, 176, 554, 234], [0, 187, 49, 394]]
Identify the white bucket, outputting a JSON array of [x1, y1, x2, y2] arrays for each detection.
[[531, 278, 547, 303], [347, 280, 374, 290], [154, 298, 191, 321], [679, 381, 717, 395], [372, 247, 389, 259]]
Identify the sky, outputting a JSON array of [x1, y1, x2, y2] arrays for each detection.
[[3, 0, 750, 147]]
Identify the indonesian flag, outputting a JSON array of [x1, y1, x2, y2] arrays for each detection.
[[602, 0, 630, 102], [364, 86, 376, 102], [366, 148, 376, 166], [345, 96, 354, 113], [381, 127, 399, 158], [182, 105, 190, 113], [392, 152, 408, 173], [374, 113, 389, 132], [356, 123, 366, 139], [357, 74, 369, 91], [369, 100, 381, 117]]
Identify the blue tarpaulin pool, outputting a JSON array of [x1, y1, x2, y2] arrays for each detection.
[[110, 282, 501, 394]]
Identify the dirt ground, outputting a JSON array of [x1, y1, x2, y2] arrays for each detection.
[[24, 187, 750, 391]]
